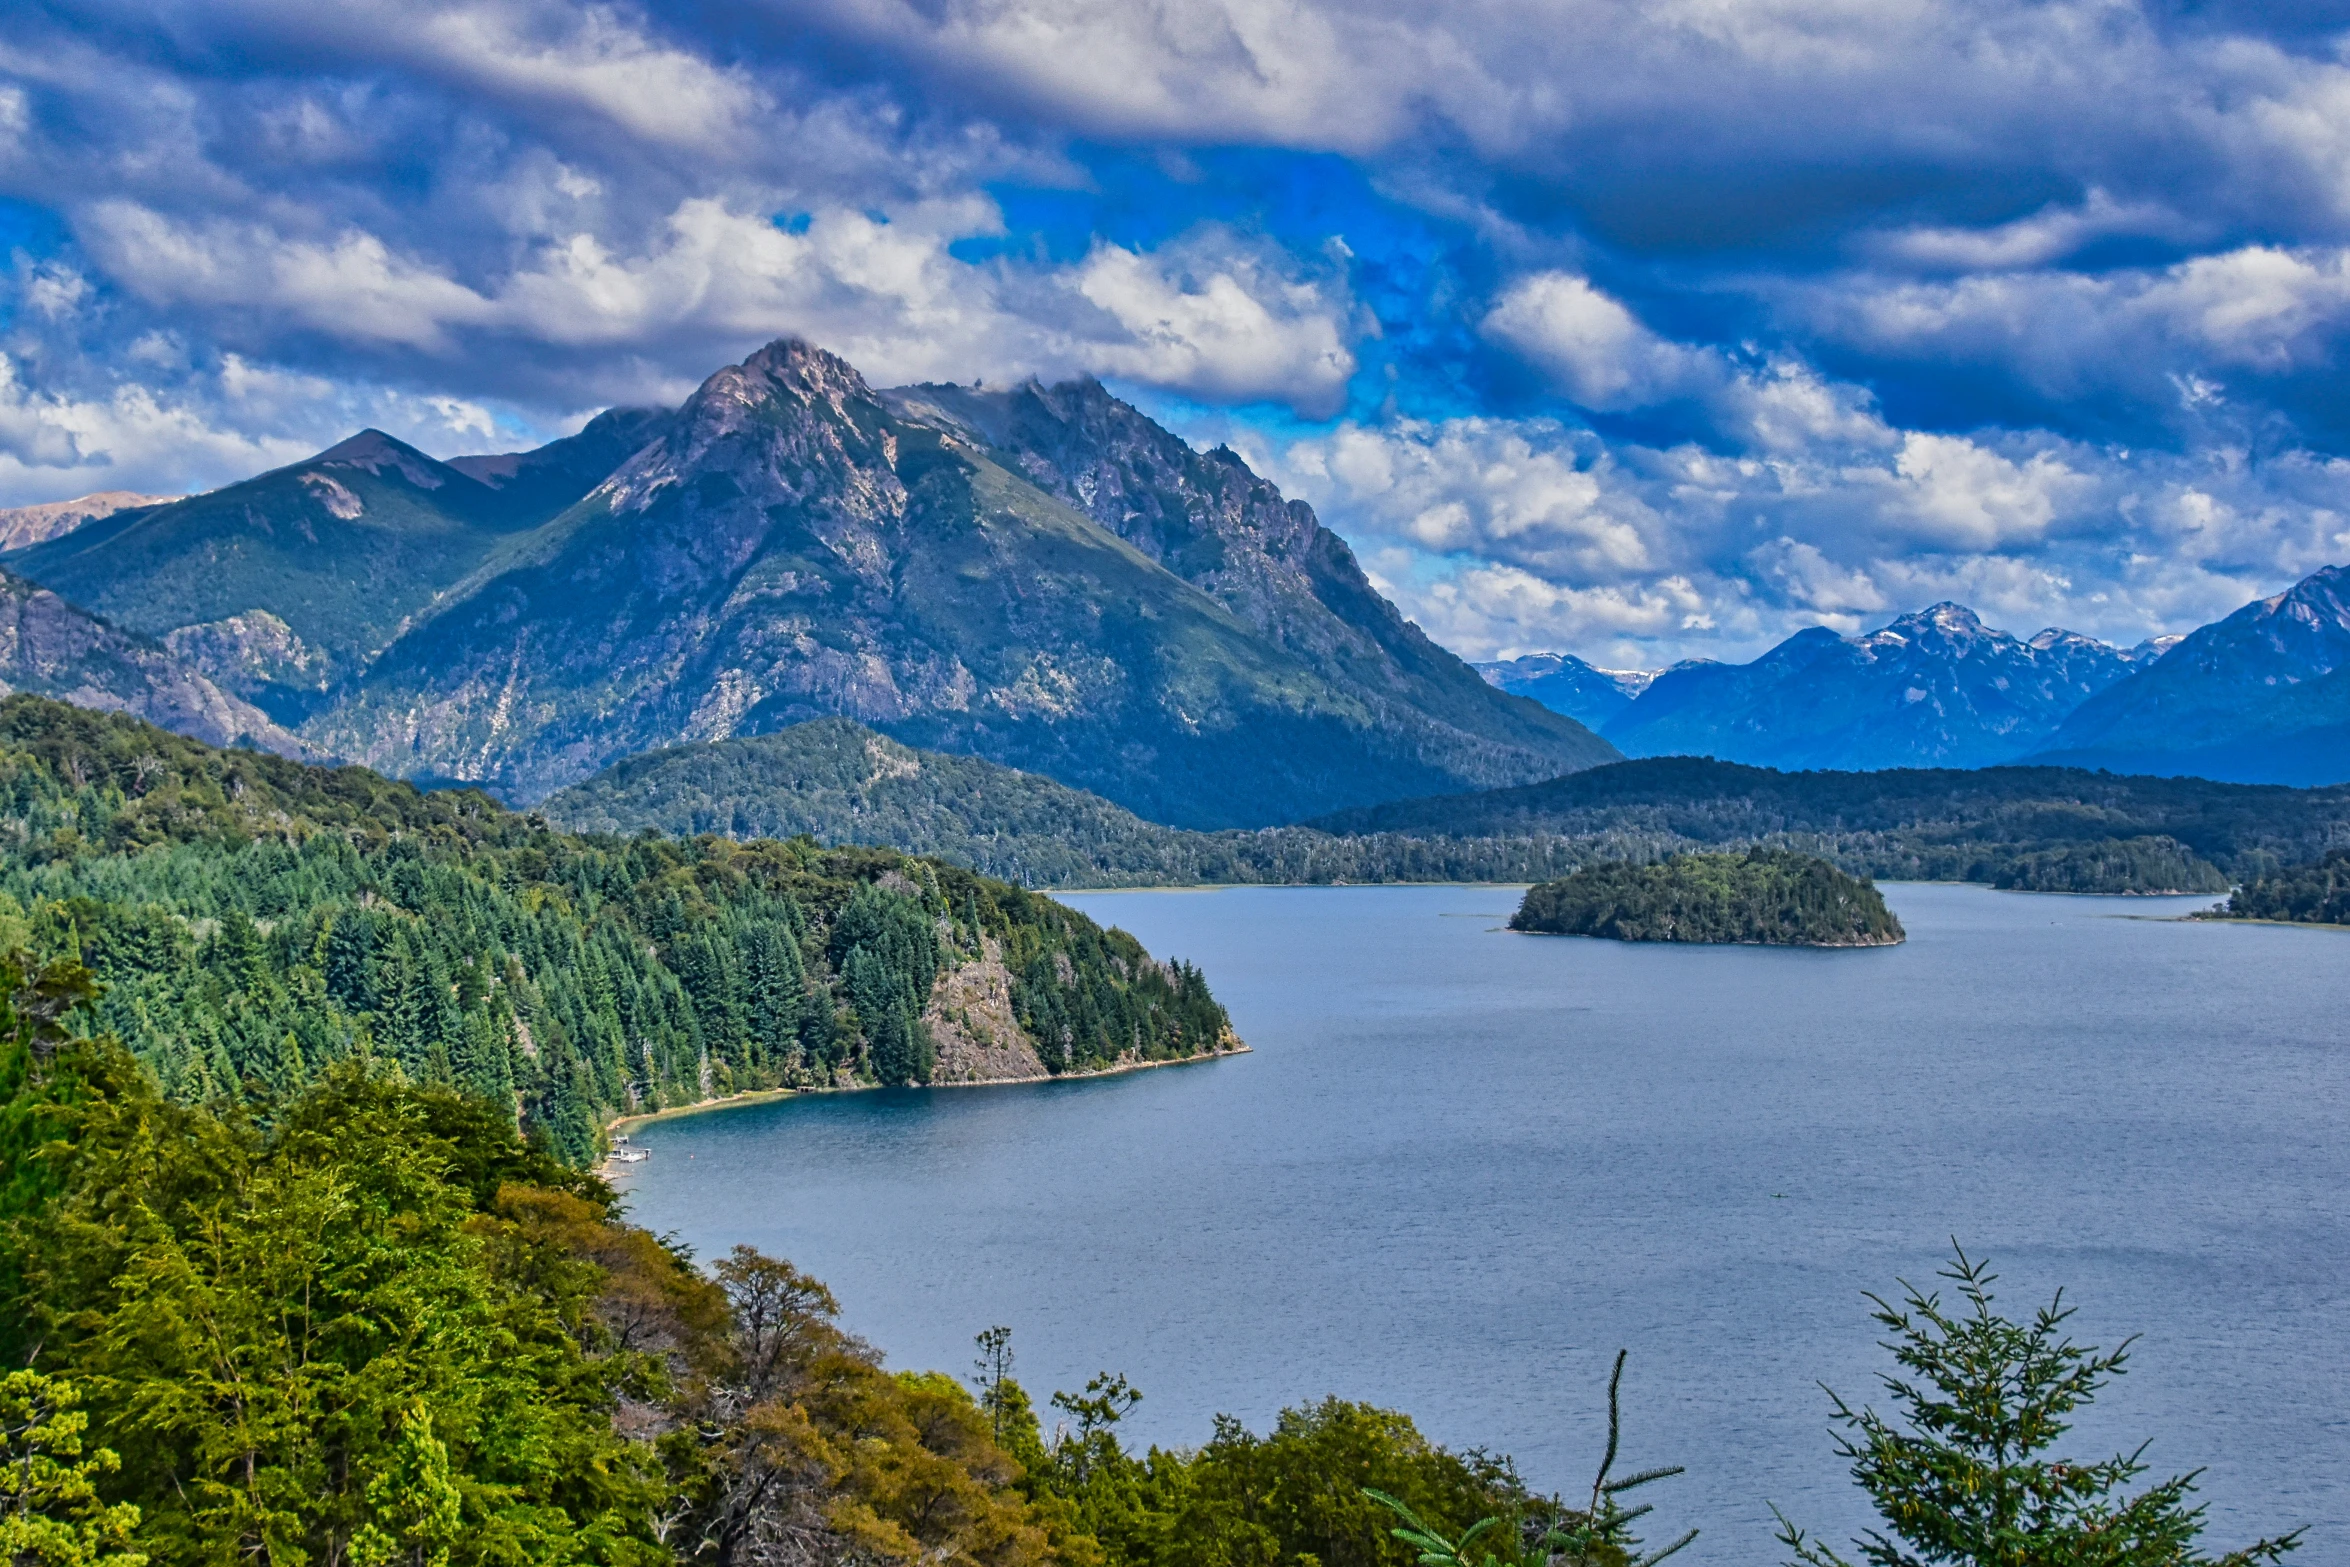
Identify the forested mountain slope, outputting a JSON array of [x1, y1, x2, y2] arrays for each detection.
[[311, 341, 1613, 822], [541, 717, 2350, 895], [0, 570, 306, 754], [0, 697, 1234, 1163], [542, 716, 1604, 886]]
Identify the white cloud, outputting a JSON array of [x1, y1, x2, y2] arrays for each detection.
[[71, 196, 1366, 416], [1074, 236, 1357, 416], [1482, 272, 1707, 410], [1878, 431, 2090, 550], [1229, 392, 2350, 663]]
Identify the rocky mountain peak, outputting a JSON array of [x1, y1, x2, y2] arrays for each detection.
[[733, 337, 878, 416], [1871, 602, 1993, 653], [607, 339, 902, 544]]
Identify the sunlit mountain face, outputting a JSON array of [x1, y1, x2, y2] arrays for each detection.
[[7, 1, 2350, 679]]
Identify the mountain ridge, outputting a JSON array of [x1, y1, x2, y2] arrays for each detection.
[[1594, 602, 2148, 771], [2032, 563, 2350, 783], [302, 341, 1614, 821]]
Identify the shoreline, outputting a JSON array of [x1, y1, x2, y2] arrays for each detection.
[[601, 1041, 1252, 1150]]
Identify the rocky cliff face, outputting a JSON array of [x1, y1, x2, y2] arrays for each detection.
[[2033, 563, 2350, 783], [0, 570, 311, 755], [1604, 603, 2140, 770], [303, 341, 1615, 823]]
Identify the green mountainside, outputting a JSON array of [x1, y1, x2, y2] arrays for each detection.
[[1511, 849, 1905, 945], [2221, 850, 2350, 924], [537, 717, 2350, 896], [4, 416, 660, 724], [0, 696, 1233, 1164]]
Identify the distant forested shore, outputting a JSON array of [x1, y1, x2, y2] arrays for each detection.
[[545, 720, 2350, 897]]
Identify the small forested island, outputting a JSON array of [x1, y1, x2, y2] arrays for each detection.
[[1510, 848, 1906, 946]]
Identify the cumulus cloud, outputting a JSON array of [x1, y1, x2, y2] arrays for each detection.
[[1482, 273, 1709, 411]]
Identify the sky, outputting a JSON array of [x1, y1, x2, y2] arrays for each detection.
[[8, 2, 2350, 666]]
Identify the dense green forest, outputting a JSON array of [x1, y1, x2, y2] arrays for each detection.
[[1510, 850, 1905, 946], [2222, 849, 2350, 924], [0, 970, 2295, 1567], [547, 723, 2350, 895], [0, 698, 1230, 1163]]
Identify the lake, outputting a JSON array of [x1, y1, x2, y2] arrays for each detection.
[[614, 883, 2349, 1562]]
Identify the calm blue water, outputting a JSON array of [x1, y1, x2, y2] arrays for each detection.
[[615, 884, 2349, 1563]]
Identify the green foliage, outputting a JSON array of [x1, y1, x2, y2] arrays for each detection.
[[4, 1037, 665, 1566], [1774, 1249, 2302, 1567], [1, 964, 1068, 1567], [0, 1370, 146, 1567], [1511, 850, 1904, 946], [1986, 836, 2227, 895], [2222, 848, 2350, 923], [543, 719, 1606, 889], [966, 1329, 1540, 1567]]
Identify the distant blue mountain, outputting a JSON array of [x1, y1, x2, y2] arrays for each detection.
[[2031, 563, 2350, 785], [1599, 604, 2150, 771], [1475, 652, 1658, 729]]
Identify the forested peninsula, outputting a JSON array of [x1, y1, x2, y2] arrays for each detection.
[[1510, 849, 1905, 946], [0, 697, 1234, 1164], [2219, 849, 2350, 924]]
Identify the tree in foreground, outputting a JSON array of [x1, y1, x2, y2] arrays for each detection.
[[1774, 1248, 2302, 1567], [1369, 1349, 1694, 1567]]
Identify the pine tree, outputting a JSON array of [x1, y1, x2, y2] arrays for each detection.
[[1774, 1249, 2301, 1567]]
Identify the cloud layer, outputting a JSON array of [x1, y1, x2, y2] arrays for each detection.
[[9, 0, 2350, 662]]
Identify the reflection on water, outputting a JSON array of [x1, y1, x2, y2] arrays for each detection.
[[617, 884, 2347, 1563]]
